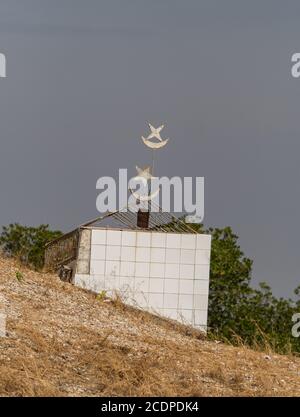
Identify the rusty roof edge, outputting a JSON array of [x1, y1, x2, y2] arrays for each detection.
[[45, 206, 199, 248], [79, 211, 118, 228], [44, 228, 79, 248], [45, 212, 119, 248]]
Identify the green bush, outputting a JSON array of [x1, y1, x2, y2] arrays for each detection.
[[0, 223, 62, 270], [207, 226, 300, 354], [188, 223, 300, 354]]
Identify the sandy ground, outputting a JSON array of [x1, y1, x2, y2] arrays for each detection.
[[0, 256, 299, 397]]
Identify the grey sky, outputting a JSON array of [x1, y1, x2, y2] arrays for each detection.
[[0, 0, 299, 297]]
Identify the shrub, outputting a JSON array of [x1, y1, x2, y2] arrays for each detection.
[[0, 223, 62, 270], [190, 223, 300, 354], [15, 271, 23, 282]]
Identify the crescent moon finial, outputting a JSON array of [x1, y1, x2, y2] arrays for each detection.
[[141, 122, 169, 149]]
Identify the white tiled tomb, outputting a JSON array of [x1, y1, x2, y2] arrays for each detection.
[[74, 229, 211, 331]]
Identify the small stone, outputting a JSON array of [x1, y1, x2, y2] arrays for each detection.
[[0, 312, 6, 338]]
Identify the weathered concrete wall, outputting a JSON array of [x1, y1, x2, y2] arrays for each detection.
[[76, 229, 91, 275]]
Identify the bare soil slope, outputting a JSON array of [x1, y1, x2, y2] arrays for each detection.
[[0, 256, 299, 397]]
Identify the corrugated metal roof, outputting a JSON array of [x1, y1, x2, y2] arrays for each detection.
[[45, 203, 198, 252], [80, 201, 197, 234]]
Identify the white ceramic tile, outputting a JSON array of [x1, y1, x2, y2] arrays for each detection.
[[151, 232, 166, 248], [135, 262, 150, 278], [149, 278, 164, 293], [119, 275, 130, 285], [150, 263, 165, 278], [164, 279, 179, 294], [196, 234, 211, 250], [119, 276, 134, 292], [120, 261, 135, 277], [136, 247, 150, 262], [180, 249, 195, 265], [194, 310, 208, 326], [81, 275, 97, 292], [85, 275, 98, 293], [105, 275, 119, 291], [121, 246, 136, 262], [165, 248, 180, 264], [195, 250, 211, 265], [119, 275, 129, 287], [91, 245, 106, 260], [179, 279, 194, 295], [166, 233, 181, 248], [106, 245, 121, 261], [121, 231, 136, 246], [91, 229, 106, 245], [179, 294, 193, 309], [178, 309, 193, 323], [135, 277, 149, 293], [148, 293, 164, 310], [154, 308, 164, 316], [164, 309, 178, 321], [194, 294, 208, 310], [136, 231, 151, 247], [164, 293, 178, 309], [181, 234, 196, 249], [105, 260, 120, 276], [106, 230, 121, 246], [90, 260, 105, 275], [76, 227, 211, 331], [180, 264, 194, 279], [95, 275, 105, 294], [88, 278, 98, 293], [195, 264, 210, 279], [133, 292, 148, 308], [92, 276, 106, 292], [165, 263, 180, 279], [151, 247, 165, 263], [194, 279, 209, 295]]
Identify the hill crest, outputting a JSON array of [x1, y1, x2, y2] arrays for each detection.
[[0, 256, 299, 396]]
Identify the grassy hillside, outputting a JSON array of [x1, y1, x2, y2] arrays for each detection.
[[0, 256, 299, 397]]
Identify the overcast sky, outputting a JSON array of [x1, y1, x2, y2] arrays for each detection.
[[0, 0, 299, 297]]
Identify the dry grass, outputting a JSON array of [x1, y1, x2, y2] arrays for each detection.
[[0, 256, 300, 397]]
